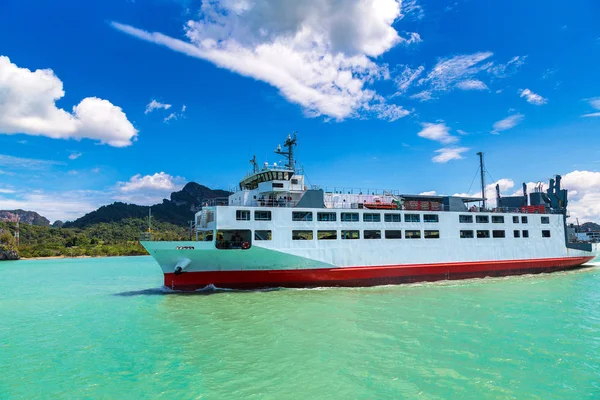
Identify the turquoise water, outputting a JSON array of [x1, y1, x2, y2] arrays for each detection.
[[1, 257, 599, 399]]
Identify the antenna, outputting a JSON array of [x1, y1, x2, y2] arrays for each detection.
[[274, 131, 297, 171], [477, 152, 486, 209], [250, 155, 258, 174]]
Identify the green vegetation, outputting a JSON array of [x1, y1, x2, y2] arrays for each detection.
[[0, 218, 188, 258]]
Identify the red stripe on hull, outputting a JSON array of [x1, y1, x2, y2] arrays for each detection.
[[163, 256, 595, 291]]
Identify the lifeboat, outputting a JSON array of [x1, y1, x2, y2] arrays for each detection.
[[363, 199, 400, 210]]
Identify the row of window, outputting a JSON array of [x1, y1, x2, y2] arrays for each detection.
[[236, 210, 439, 222], [202, 228, 552, 242], [459, 215, 551, 224], [460, 229, 551, 238], [238, 210, 553, 224]]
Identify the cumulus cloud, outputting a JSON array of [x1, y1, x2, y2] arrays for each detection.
[[561, 170, 600, 222], [0, 56, 138, 147], [116, 172, 186, 205], [519, 88, 547, 105], [68, 152, 82, 160], [417, 122, 457, 144], [145, 99, 171, 114], [456, 79, 488, 91], [582, 97, 600, 117], [492, 113, 524, 134], [111, 0, 418, 121], [432, 147, 470, 163]]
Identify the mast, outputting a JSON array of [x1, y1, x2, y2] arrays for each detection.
[[250, 155, 258, 174], [274, 132, 297, 171], [477, 152, 486, 209]]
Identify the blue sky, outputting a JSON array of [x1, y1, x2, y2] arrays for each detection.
[[1, 0, 600, 222]]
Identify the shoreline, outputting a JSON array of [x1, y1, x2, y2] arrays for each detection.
[[19, 254, 148, 260]]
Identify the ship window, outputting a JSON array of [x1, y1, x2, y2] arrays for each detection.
[[541, 216, 550, 224], [385, 230, 402, 239], [476, 215, 489, 223], [292, 230, 313, 240], [291, 178, 298, 184], [236, 210, 250, 221], [514, 230, 520, 238], [513, 216, 519, 223], [384, 214, 401, 222], [424, 230, 440, 239], [492, 230, 505, 238], [492, 216, 504, 223], [405, 214, 420, 223], [318, 230, 337, 240], [272, 182, 284, 188], [424, 214, 439, 223], [523, 230, 529, 238], [405, 230, 421, 239], [477, 230, 490, 238], [460, 230, 474, 238], [459, 215, 473, 223], [542, 230, 551, 238], [341, 230, 359, 240], [364, 230, 381, 239], [363, 213, 381, 222], [317, 212, 337, 222], [197, 231, 214, 241], [254, 230, 272, 241], [216, 230, 252, 249], [521, 216, 528, 223], [254, 211, 271, 221], [341, 212, 359, 222], [292, 211, 313, 221]]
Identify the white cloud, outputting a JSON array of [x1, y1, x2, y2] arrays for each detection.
[[419, 190, 437, 196], [456, 79, 488, 91], [418, 122, 457, 144], [519, 88, 547, 105], [396, 53, 525, 98], [410, 90, 434, 102], [164, 113, 177, 123], [0, 188, 15, 194], [0, 190, 108, 222], [420, 52, 493, 92], [456, 129, 468, 135], [492, 113, 524, 134], [181, 105, 187, 112], [393, 65, 424, 95], [116, 172, 186, 205], [488, 56, 527, 78], [145, 99, 171, 114], [562, 171, 600, 222], [111, 0, 417, 121], [582, 97, 600, 117], [68, 152, 82, 160], [0, 56, 138, 147], [432, 147, 470, 163], [0, 154, 62, 170]]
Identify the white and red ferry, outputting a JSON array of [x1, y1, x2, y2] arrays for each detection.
[[141, 133, 598, 291]]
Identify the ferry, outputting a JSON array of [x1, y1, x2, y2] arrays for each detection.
[[141, 133, 598, 291]]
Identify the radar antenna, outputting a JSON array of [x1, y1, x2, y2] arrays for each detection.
[[274, 132, 297, 171]]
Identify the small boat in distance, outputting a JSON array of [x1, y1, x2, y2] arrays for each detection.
[[141, 133, 599, 291]]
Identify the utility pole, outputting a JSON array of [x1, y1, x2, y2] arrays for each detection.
[[477, 152, 486, 209], [189, 220, 193, 241]]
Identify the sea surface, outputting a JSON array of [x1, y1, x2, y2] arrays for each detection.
[[1, 257, 599, 399]]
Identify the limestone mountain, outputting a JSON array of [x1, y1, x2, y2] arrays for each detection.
[[0, 210, 50, 227]]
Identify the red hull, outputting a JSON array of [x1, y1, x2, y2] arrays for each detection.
[[163, 256, 595, 291]]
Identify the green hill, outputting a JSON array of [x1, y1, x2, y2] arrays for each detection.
[[64, 182, 229, 228]]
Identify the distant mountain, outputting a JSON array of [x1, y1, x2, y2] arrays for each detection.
[[580, 222, 600, 232], [64, 182, 230, 228], [0, 210, 50, 226]]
